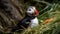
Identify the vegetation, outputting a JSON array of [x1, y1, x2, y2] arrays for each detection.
[[0, 0, 60, 34]]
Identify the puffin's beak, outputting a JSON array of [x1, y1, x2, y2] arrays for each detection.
[[35, 9, 39, 16]]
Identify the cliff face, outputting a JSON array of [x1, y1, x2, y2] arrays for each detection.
[[0, 0, 24, 33]]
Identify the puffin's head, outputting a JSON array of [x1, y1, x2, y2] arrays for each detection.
[[26, 6, 39, 16]]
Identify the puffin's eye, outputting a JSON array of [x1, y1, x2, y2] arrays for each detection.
[[29, 9, 31, 11]]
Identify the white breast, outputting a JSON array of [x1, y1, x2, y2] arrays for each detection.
[[30, 17, 39, 28]]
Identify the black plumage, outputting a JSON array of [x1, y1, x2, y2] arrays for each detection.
[[11, 14, 35, 32]]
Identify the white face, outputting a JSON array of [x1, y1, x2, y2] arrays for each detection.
[[26, 6, 36, 14]]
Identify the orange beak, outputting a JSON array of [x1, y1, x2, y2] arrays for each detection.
[[35, 9, 39, 16]]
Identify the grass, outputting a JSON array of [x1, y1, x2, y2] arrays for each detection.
[[12, 4, 60, 34]]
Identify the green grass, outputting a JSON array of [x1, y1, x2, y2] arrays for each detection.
[[13, 3, 60, 34]]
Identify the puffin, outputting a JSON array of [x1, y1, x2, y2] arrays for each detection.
[[26, 6, 39, 28], [11, 6, 39, 32]]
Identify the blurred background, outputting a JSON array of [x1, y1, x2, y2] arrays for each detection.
[[0, 0, 60, 34]]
